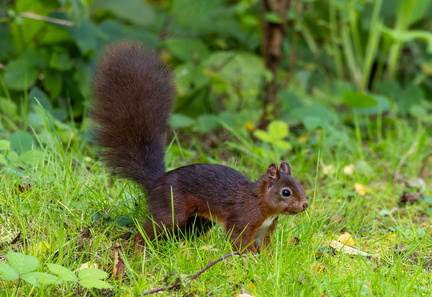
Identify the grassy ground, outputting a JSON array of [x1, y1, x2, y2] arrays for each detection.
[[1, 116, 431, 296]]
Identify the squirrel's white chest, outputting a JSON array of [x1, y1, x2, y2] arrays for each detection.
[[255, 215, 277, 247]]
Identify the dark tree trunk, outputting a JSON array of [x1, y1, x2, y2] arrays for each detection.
[[259, 0, 291, 129]]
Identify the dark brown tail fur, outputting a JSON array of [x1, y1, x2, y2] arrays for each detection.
[[90, 42, 174, 191]]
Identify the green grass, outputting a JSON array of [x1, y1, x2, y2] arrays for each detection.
[[1, 116, 431, 296]]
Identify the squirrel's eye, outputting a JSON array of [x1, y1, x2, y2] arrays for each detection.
[[282, 189, 291, 197]]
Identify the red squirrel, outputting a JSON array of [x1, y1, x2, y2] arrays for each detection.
[[90, 41, 309, 253]]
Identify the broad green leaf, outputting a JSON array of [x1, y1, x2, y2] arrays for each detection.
[[93, 0, 155, 26], [253, 130, 272, 143], [289, 103, 337, 131], [164, 39, 210, 61], [353, 95, 391, 115], [39, 24, 73, 45], [375, 81, 401, 100], [27, 112, 45, 129], [169, 114, 196, 129], [264, 12, 282, 24], [116, 215, 133, 227], [174, 64, 209, 96], [424, 197, 432, 204], [254, 121, 289, 148], [218, 111, 238, 128], [20, 150, 45, 166], [29, 87, 52, 111], [79, 279, 113, 289], [6, 151, 20, 164], [274, 140, 292, 151], [410, 0, 432, 25], [78, 268, 109, 280], [3, 59, 38, 91], [21, 272, 59, 287], [0, 98, 18, 119], [42, 69, 63, 98], [47, 264, 78, 283], [267, 121, 289, 139], [0, 23, 12, 60], [194, 114, 220, 133], [204, 52, 266, 107], [67, 19, 99, 55], [342, 91, 377, 108], [98, 20, 159, 47], [303, 117, 321, 132], [0, 262, 19, 280], [73, 62, 94, 98], [395, 0, 431, 27], [49, 51, 74, 71], [15, 0, 57, 12], [0, 290, 6, 297], [70, 0, 89, 21], [399, 84, 424, 113], [241, 14, 260, 28], [0, 155, 7, 165], [9, 131, 34, 153], [7, 251, 39, 274], [0, 140, 10, 150]]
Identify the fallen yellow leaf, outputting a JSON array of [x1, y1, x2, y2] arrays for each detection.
[[354, 183, 366, 195], [322, 164, 335, 175], [338, 232, 355, 247], [75, 262, 98, 272], [38, 241, 50, 252], [343, 164, 355, 175], [329, 240, 377, 259]]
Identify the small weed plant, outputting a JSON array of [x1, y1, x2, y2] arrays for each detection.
[[0, 251, 112, 290]]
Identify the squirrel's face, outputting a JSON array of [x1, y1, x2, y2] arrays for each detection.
[[263, 162, 309, 215]]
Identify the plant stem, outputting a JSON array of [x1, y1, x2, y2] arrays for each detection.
[[361, 0, 383, 91], [329, 0, 344, 79], [387, 0, 416, 80]]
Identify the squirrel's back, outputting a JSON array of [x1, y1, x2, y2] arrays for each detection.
[[90, 41, 174, 191]]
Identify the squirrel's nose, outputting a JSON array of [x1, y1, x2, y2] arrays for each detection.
[[302, 202, 309, 210]]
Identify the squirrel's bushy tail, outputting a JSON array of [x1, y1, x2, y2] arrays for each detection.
[[90, 42, 174, 191]]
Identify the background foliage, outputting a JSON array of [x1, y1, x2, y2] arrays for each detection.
[[1, 0, 432, 138], [0, 0, 432, 295]]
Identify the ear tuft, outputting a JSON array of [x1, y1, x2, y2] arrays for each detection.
[[279, 161, 291, 175], [266, 163, 279, 180]]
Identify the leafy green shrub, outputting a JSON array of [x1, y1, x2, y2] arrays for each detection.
[[0, 251, 112, 290]]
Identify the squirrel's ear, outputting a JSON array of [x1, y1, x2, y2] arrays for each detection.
[[279, 161, 291, 175], [266, 163, 280, 180]]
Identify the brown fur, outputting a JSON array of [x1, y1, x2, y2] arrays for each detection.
[[90, 41, 308, 253]]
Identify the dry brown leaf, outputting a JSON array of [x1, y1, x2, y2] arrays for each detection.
[[18, 182, 32, 193], [419, 154, 432, 178], [81, 227, 91, 238], [399, 192, 423, 205], [112, 245, 126, 279], [289, 237, 300, 244], [311, 262, 326, 274]]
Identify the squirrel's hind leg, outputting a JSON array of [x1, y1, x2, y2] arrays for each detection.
[[133, 207, 197, 251], [179, 215, 214, 238]]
